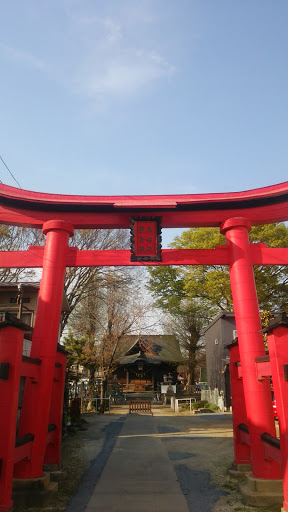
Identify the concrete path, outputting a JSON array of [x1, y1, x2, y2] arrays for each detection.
[[84, 414, 189, 512]]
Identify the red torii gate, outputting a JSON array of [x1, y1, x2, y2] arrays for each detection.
[[0, 181, 287, 511]]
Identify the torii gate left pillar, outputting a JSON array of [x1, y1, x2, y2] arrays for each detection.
[[14, 220, 74, 479]]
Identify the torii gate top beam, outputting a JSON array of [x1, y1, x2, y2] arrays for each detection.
[[0, 181, 287, 229]]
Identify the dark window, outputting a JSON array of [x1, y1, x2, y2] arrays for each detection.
[[10, 297, 30, 304]]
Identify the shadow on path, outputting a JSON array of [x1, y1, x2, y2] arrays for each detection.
[[64, 418, 126, 512], [174, 465, 227, 512]]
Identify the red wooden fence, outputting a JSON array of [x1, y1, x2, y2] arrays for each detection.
[[0, 315, 67, 512]]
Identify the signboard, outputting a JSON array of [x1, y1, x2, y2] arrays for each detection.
[[130, 217, 162, 262], [161, 384, 176, 394]]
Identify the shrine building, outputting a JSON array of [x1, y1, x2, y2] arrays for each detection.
[[114, 335, 183, 392]]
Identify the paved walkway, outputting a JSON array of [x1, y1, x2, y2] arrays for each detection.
[[84, 414, 189, 512], [65, 407, 234, 512]]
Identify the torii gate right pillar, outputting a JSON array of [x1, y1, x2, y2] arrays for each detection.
[[221, 217, 281, 479]]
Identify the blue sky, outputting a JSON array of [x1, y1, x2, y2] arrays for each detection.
[[0, 1, 287, 210]]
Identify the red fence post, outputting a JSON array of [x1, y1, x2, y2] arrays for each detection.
[[266, 313, 288, 510], [0, 319, 25, 512], [14, 220, 74, 479], [221, 217, 281, 479], [228, 342, 251, 467]]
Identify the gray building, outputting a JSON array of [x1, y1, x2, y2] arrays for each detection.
[[204, 312, 237, 409]]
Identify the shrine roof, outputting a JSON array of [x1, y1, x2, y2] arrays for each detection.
[[118, 351, 162, 366], [116, 335, 184, 364]]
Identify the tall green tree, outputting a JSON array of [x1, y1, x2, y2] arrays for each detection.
[[163, 299, 210, 385], [148, 223, 288, 383], [147, 223, 288, 314]]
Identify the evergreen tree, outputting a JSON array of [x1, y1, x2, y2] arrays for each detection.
[[147, 223, 288, 315]]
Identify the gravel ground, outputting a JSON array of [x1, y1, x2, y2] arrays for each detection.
[[12, 404, 282, 512]]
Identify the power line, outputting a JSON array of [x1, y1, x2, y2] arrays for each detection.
[[0, 155, 22, 188]]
